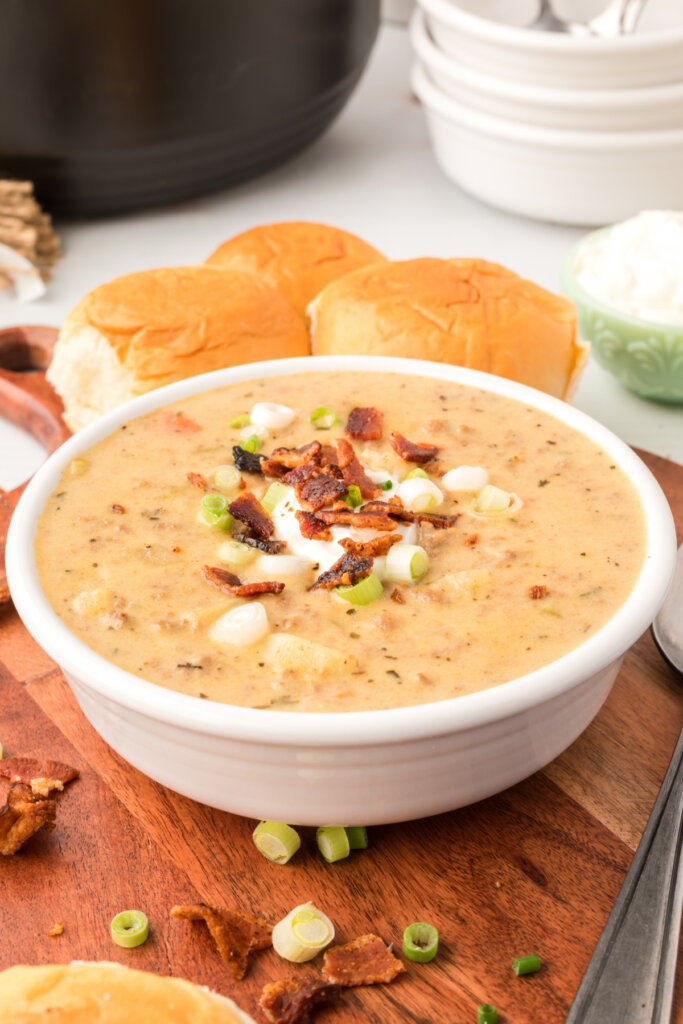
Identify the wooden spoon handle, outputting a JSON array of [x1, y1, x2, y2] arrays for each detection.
[[0, 325, 69, 604]]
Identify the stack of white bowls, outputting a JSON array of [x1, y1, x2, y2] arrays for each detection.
[[411, 0, 683, 224]]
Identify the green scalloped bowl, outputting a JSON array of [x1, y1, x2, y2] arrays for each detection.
[[561, 229, 683, 405]]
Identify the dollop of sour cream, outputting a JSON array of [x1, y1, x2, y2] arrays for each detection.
[[574, 210, 683, 326]]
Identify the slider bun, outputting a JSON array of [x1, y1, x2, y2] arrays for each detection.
[[205, 221, 386, 318], [309, 257, 588, 401], [47, 265, 310, 432], [0, 962, 256, 1023]]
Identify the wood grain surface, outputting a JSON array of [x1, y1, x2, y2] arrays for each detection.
[[1, 357, 682, 1024]]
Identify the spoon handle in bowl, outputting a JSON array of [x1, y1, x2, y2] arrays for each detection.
[[565, 724, 683, 1024]]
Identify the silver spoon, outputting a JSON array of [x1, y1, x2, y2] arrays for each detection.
[[565, 543, 683, 1023], [540, 0, 649, 36]]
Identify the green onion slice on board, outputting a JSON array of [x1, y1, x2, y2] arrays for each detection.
[[512, 954, 541, 976], [110, 910, 149, 948], [344, 826, 368, 850], [252, 821, 301, 864], [477, 1004, 498, 1024], [316, 826, 350, 863], [402, 922, 439, 963]]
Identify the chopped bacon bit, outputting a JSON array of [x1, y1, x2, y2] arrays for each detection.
[[282, 463, 319, 487], [228, 492, 274, 539], [319, 445, 340, 468], [390, 587, 405, 604], [389, 431, 440, 464], [186, 472, 207, 491], [295, 510, 333, 541], [0, 758, 79, 790], [170, 903, 272, 980], [156, 410, 202, 434], [238, 535, 286, 554], [322, 934, 406, 987], [335, 439, 380, 499], [529, 585, 547, 599], [260, 976, 339, 1024], [296, 474, 348, 512], [232, 445, 266, 475], [201, 566, 284, 597], [0, 783, 56, 856], [49, 923, 64, 937], [360, 499, 457, 531], [110, 503, 126, 514], [346, 407, 383, 441], [262, 441, 322, 477], [310, 553, 372, 591], [316, 508, 396, 531], [340, 533, 402, 559], [464, 533, 479, 546]]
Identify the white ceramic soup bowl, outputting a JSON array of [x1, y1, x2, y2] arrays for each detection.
[[411, 9, 683, 132], [419, 0, 683, 89], [412, 61, 683, 226], [7, 356, 676, 825]]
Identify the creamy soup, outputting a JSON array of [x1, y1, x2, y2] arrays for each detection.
[[36, 371, 646, 713]]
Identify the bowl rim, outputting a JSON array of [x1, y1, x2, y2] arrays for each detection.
[[411, 7, 683, 108], [6, 354, 676, 747], [412, 62, 683, 148], [419, 0, 683, 52], [561, 226, 683, 334]]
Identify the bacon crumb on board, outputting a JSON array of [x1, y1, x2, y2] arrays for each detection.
[[49, 923, 64, 937], [0, 757, 79, 856], [260, 975, 339, 1024], [529, 585, 548, 599], [346, 406, 383, 441], [186, 471, 207, 490], [339, 534, 402, 559], [170, 903, 272, 980], [322, 934, 406, 986], [389, 431, 440, 464], [310, 553, 372, 591], [228, 492, 274, 539], [295, 510, 333, 541], [201, 566, 284, 597]]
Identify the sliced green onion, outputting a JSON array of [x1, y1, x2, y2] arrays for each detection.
[[336, 572, 383, 606], [397, 478, 444, 512], [477, 1004, 498, 1024], [471, 485, 523, 518], [110, 910, 149, 948], [253, 821, 301, 864], [261, 481, 289, 515], [344, 826, 368, 850], [272, 902, 335, 962], [211, 464, 242, 492], [406, 467, 429, 480], [380, 480, 394, 491], [512, 954, 541, 976], [385, 544, 429, 583], [316, 826, 350, 863], [344, 484, 363, 508], [200, 493, 233, 531], [310, 407, 339, 430], [241, 435, 261, 454], [229, 414, 251, 429], [403, 922, 438, 963], [217, 540, 256, 566]]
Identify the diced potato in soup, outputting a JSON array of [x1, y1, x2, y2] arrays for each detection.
[[35, 371, 645, 713]]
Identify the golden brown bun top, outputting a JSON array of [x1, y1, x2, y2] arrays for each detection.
[[0, 963, 255, 1024], [205, 221, 386, 318], [310, 257, 586, 401], [65, 265, 310, 390]]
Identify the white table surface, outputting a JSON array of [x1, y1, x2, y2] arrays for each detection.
[[1, 23, 681, 493]]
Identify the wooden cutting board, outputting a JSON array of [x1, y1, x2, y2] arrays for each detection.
[[1, 328, 682, 1024]]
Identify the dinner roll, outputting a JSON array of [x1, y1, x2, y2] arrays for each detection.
[[47, 265, 310, 432], [309, 257, 589, 401], [0, 962, 256, 1023], [205, 221, 386, 318]]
